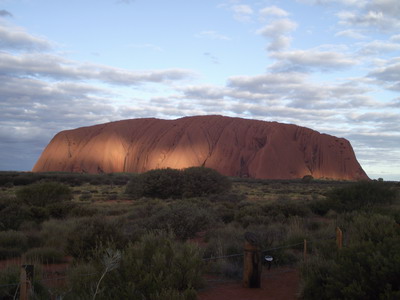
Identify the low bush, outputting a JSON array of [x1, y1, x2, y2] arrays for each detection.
[[0, 203, 31, 230], [144, 201, 214, 240], [66, 216, 126, 260], [125, 167, 231, 199], [65, 263, 99, 300], [0, 230, 28, 259], [16, 181, 72, 207], [300, 213, 400, 299], [327, 181, 398, 212], [126, 168, 183, 199], [0, 265, 49, 299], [103, 231, 204, 300], [24, 247, 65, 264], [65, 232, 204, 300], [182, 167, 231, 198], [40, 219, 75, 250]]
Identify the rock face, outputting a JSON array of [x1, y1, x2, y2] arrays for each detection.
[[32, 115, 368, 180]]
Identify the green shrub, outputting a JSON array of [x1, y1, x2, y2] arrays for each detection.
[[101, 231, 204, 300], [64, 232, 203, 300], [66, 216, 126, 260], [40, 219, 75, 250], [47, 201, 77, 219], [0, 203, 31, 230], [0, 265, 49, 299], [308, 198, 331, 216], [126, 168, 183, 199], [300, 214, 400, 299], [16, 181, 72, 207], [125, 167, 231, 199], [328, 181, 397, 212], [65, 263, 99, 300], [0, 230, 28, 259], [28, 206, 50, 223], [181, 167, 231, 198], [24, 247, 65, 264], [79, 191, 92, 201], [0, 265, 20, 299], [144, 202, 214, 240]]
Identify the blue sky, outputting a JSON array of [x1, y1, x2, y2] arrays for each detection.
[[0, 0, 399, 180]]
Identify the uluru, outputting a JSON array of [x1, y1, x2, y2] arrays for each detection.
[[32, 115, 368, 180]]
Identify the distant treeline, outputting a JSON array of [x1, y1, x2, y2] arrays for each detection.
[[0, 171, 131, 187]]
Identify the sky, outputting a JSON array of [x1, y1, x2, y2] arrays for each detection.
[[0, 0, 399, 180]]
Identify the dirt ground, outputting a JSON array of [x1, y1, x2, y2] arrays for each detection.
[[198, 267, 300, 300]]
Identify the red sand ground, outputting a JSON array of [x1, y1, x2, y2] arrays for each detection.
[[198, 267, 300, 300]]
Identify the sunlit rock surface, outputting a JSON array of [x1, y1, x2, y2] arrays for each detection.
[[33, 115, 368, 180]]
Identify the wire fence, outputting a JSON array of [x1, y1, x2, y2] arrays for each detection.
[[1, 231, 343, 299], [202, 241, 305, 261]]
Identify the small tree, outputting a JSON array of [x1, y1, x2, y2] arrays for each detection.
[[126, 168, 183, 199], [125, 167, 231, 200], [182, 167, 231, 198]]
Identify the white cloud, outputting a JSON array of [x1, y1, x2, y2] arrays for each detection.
[[0, 24, 51, 51], [232, 4, 253, 15], [0, 52, 195, 85], [368, 58, 400, 91], [269, 49, 357, 72], [257, 19, 297, 51], [259, 6, 289, 17], [231, 4, 254, 22], [357, 40, 400, 56], [337, 0, 400, 32], [390, 34, 400, 42], [335, 29, 366, 39]]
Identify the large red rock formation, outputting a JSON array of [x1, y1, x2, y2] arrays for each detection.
[[32, 115, 368, 180]]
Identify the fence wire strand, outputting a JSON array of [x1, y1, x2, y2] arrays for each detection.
[[202, 241, 306, 261]]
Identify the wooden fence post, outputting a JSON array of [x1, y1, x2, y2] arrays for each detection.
[[243, 232, 262, 288], [336, 227, 343, 250], [19, 265, 34, 300]]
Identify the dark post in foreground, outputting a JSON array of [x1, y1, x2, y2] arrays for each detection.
[[243, 232, 262, 288]]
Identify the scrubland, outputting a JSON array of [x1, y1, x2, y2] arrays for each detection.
[[0, 169, 399, 299]]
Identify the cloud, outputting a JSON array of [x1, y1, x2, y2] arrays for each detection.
[[269, 49, 357, 72], [257, 19, 297, 51], [0, 74, 119, 170], [390, 34, 400, 42], [231, 4, 253, 22], [337, 0, 400, 32], [0, 52, 195, 85], [196, 30, 231, 41], [368, 58, 400, 82], [0, 9, 12, 17], [0, 25, 51, 51], [357, 40, 400, 56], [259, 6, 289, 17], [335, 29, 367, 39], [368, 58, 400, 91]]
